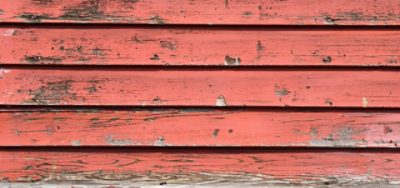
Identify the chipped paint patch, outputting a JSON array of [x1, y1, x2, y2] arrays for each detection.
[[152, 96, 164, 104], [309, 136, 361, 147], [18, 13, 51, 23], [3, 29, 16, 36], [224, 56, 241, 65], [24, 55, 63, 64], [309, 127, 366, 147], [325, 98, 333, 106], [26, 80, 77, 105], [149, 15, 165, 24], [213, 129, 220, 138], [362, 97, 368, 108], [322, 56, 332, 64], [274, 85, 291, 96], [0, 69, 11, 78], [154, 136, 166, 146], [216, 95, 227, 106], [323, 16, 336, 25], [104, 135, 131, 146], [71, 140, 81, 146]]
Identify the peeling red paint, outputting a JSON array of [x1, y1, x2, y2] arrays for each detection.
[[0, 28, 399, 66], [0, 110, 400, 147], [0, 0, 399, 185], [1, 68, 399, 107]]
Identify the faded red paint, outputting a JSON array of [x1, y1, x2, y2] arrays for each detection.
[[0, 68, 399, 107], [0, 110, 399, 147], [0, 0, 399, 25], [0, 28, 399, 66], [0, 0, 399, 186]]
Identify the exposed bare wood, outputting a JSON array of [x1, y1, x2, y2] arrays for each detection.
[[0, 149, 399, 185]]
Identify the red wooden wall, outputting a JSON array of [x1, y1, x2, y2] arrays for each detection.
[[1, 0, 400, 186]]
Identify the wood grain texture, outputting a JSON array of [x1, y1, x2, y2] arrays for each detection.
[[1, 109, 400, 147], [0, 68, 399, 107], [1, 27, 399, 66], [0, 149, 399, 185], [0, 0, 399, 25]]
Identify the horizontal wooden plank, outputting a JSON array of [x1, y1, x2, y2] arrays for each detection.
[[0, 68, 399, 107], [0, 149, 399, 185], [0, 0, 399, 25], [1, 27, 399, 66], [1, 109, 400, 147]]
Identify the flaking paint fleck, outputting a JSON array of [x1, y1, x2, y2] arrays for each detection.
[[322, 56, 332, 64], [152, 96, 163, 104], [216, 95, 227, 106]]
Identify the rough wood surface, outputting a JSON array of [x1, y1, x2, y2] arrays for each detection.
[[0, 68, 399, 107], [1, 27, 399, 66], [0, 149, 399, 185], [0, 0, 399, 25], [1, 109, 400, 147], [0, 183, 395, 188]]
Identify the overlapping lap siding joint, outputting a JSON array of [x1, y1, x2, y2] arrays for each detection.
[[0, 0, 399, 186]]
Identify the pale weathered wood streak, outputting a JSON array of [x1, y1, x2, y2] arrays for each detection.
[[0, 149, 399, 185], [0, 109, 399, 147], [0, 0, 399, 25], [0, 27, 399, 66]]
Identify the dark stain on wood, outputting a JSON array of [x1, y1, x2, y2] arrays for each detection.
[[59, 0, 110, 21], [18, 13, 52, 23], [224, 55, 241, 65], [31, 0, 54, 5], [150, 54, 160, 61], [150, 15, 165, 24], [322, 56, 332, 64], [213, 129, 220, 138], [27, 80, 77, 105], [24, 55, 63, 64], [274, 85, 291, 96], [325, 98, 334, 106], [160, 41, 176, 50], [19, 0, 140, 22]]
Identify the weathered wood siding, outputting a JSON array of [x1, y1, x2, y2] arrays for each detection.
[[1, 0, 400, 25], [1, 109, 400, 147], [1, 27, 399, 66], [1, 148, 400, 185], [0, 0, 399, 186]]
